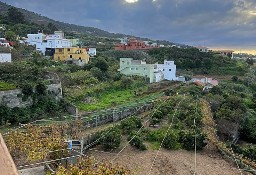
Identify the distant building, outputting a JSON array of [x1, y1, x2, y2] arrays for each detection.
[[196, 46, 209, 52], [26, 31, 71, 55], [0, 53, 11, 63], [0, 24, 6, 38], [214, 50, 234, 58], [115, 38, 158, 51], [53, 47, 90, 66], [119, 58, 177, 83], [86, 48, 97, 56], [69, 38, 80, 47], [119, 37, 128, 44], [192, 76, 218, 87], [0, 38, 11, 47]]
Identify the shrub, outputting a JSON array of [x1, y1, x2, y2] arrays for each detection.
[[22, 84, 33, 96], [100, 127, 121, 150], [128, 133, 147, 150], [179, 130, 207, 151], [120, 116, 142, 134], [162, 131, 181, 150]]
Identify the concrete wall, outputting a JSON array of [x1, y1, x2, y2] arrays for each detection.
[[0, 89, 32, 108], [66, 103, 78, 116], [0, 53, 12, 63], [77, 100, 157, 151], [0, 83, 62, 108], [46, 83, 62, 100]]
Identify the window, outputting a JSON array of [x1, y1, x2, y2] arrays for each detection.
[[169, 69, 171, 71], [59, 48, 63, 52], [70, 55, 72, 58], [144, 68, 146, 71], [131, 68, 134, 70], [67, 48, 71, 52], [163, 69, 165, 71]]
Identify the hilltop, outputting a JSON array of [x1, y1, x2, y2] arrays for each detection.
[[0, 1, 177, 46]]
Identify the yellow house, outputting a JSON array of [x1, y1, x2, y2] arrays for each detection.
[[53, 47, 90, 64]]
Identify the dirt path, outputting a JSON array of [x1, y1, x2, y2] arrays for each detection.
[[90, 146, 245, 175]]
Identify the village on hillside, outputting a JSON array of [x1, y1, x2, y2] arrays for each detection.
[[0, 4, 256, 175]]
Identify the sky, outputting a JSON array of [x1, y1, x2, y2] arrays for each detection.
[[1, 0, 256, 53]]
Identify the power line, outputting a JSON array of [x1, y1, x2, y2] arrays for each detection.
[[82, 102, 154, 152], [111, 97, 171, 163], [147, 96, 185, 175]]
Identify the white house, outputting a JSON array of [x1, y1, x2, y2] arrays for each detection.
[[87, 48, 96, 56], [119, 58, 177, 83], [196, 46, 209, 52], [26, 32, 46, 45], [0, 38, 10, 47], [0, 53, 11, 63], [26, 31, 71, 55], [154, 60, 177, 81]]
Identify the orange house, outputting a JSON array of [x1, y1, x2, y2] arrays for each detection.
[[115, 38, 158, 51]]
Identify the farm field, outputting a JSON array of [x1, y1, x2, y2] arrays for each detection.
[[90, 145, 246, 175]]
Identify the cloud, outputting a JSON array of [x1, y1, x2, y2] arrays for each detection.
[[1, 0, 256, 49]]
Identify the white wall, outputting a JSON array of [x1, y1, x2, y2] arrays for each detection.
[[0, 53, 11, 63], [26, 33, 46, 45], [27, 32, 71, 55], [88, 48, 96, 56], [154, 72, 164, 82], [154, 60, 177, 81]]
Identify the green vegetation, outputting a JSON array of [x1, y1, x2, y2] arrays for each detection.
[[0, 81, 16, 91], [148, 47, 248, 75]]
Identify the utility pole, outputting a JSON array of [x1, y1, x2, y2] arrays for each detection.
[[194, 118, 197, 175]]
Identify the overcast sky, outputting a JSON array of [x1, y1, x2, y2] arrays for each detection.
[[1, 0, 256, 51]]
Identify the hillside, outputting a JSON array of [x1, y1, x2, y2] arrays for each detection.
[[0, 1, 122, 38], [0, 1, 176, 46]]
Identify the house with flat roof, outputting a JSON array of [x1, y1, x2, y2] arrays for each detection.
[[53, 47, 90, 66], [26, 31, 71, 55], [119, 58, 177, 83]]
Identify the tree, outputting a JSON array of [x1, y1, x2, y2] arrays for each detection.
[[22, 84, 33, 96], [246, 58, 254, 65], [7, 7, 25, 24], [162, 131, 181, 150], [5, 31, 16, 41], [35, 82, 47, 95], [94, 58, 109, 72], [179, 130, 207, 150], [241, 113, 256, 143], [232, 76, 238, 82], [128, 133, 147, 150], [47, 22, 58, 33], [120, 76, 133, 89], [100, 127, 121, 150], [90, 67, 105, 81]]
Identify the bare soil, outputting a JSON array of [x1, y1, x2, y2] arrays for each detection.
[[89, 145, 250, 175]]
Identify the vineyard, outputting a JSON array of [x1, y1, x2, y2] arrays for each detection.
[[5, 92, 255, 175], [2, 82, 256, 174]]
